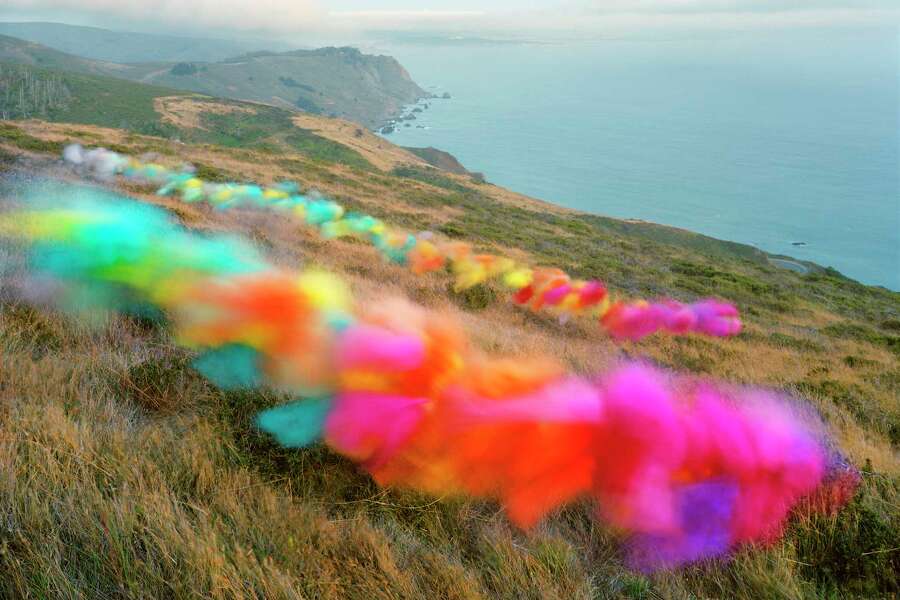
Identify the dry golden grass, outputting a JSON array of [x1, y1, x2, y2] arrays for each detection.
[[155, 96, 257, 131], [0, 307, 615, 599], [5, 119, 568, 215], [291, 114, 428, 172]]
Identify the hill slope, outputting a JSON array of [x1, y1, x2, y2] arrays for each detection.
[[121, 47, 425, 128], [0, 61, 422, 170], [0, 33, 125, 76], [1, 116, 898, 598], [0, 34, 425, 128], [0, 21, 287, 63], [0, 60, 184, 135]]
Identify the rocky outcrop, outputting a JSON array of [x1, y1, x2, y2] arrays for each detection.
[[402, 146, 482, 180]]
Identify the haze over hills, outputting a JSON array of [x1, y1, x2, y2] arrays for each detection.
[[0, 60, 424, 172], [0, 21, 290, 63], [0, 31, 426, 128], [125, 47, 426, 128], [0, 53, 472, 179], [0, 33, 123, 76]]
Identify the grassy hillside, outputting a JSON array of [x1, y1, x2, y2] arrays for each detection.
[[403, 146, 484, 179], [0, 21, 287, 63], [122, 47, 425, 128], [0, 33, 124, 77], [0, 61, 179, 135], [0, 63, 381, 169], [0, 35, 426, 128], [0, 120, 898, 598]]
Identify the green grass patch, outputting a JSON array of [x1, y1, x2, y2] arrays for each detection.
[[110, 351, 210, 413], [448, 283, 497, 312], [821, 322, 900, 357], [793, 473, 900, 598], [283, 130, 373, 171], [796, 378, 900, 446], [0, 122, 66, 154], [192, 162, 237, 183], [843, 355, 877, 369], [195, 106, 373, 171], [0, 302, 66, 359], [767, 332, 824, 353], [390, 165, 473, 194], [0, 61, 179, 136]]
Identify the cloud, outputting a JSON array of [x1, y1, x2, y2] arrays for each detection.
[[329, 10, 485, 20], [4, 0, 326, 32], [328, 9, 485, 29], [580, 0, 899, 14], [3, 0, 897, 38], [513, 0, 900, 34]]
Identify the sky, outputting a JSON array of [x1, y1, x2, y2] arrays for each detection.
[[2, 0, 899, 41]]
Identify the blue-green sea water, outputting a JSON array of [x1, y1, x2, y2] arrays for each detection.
[[378, 32, 899, 290]]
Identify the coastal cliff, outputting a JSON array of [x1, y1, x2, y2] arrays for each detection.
[[0, 34, 426, 129], [128, 47, 427, 129]]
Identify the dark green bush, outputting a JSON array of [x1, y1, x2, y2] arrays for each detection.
[[112, 351, 209, 412], [0, 123, 66, 154], [170, 63, 199, 76], [193, 162, 235, 183], [822, 322, 900, 357], [793, 473, 900, 597], [0, 303, 66, 359], [448, 283, 496, 311], [796, 379, 899, 445], [767, 332, 824, 353], [390, 165, 472, 193]]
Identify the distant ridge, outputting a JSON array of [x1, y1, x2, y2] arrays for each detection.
[[403, 146, 485, 181], [0, 32, 426, 128], [0, 33, 118, 75], [0, 22, 286, 63]]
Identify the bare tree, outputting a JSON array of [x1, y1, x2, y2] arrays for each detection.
[[0, 64, 72, 120]]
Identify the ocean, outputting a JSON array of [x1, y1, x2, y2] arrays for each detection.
[[375, 32, 899, 290]]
